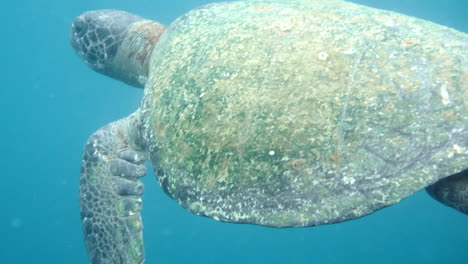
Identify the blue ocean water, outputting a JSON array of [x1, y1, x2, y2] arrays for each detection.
[[1, 0, 467, 263]]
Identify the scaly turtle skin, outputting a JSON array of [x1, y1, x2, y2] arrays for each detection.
[[70, 0, 468, 263]]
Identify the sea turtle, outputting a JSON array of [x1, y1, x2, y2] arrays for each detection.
[[70, 0, 468, 263]]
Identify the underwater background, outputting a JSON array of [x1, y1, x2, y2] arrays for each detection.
[[1, 0, 467, 263]]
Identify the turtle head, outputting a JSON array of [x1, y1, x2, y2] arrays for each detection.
[[70, 10, 166, 88]]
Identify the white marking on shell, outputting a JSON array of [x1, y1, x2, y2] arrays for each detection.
[[440, 84, 451, 105], [453, 144, 467, 154], [343, 48, 355, 55], [318, 51, 329, 61], [342, 176, 356, 185], [279, 23, 293, 32], [384, 20, 397, 27]]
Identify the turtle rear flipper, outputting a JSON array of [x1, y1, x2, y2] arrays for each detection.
[[427, 169, 468, 214], [80, 113, 147, 264]]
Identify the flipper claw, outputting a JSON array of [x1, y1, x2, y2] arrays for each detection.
[[118, 150, 148, 164], [110, 158, 147, 178]]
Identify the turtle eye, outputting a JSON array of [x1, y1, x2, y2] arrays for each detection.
[[72, 18, 87, 38]]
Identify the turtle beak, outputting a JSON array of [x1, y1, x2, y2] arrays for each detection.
[[70, 15, 88, 60]]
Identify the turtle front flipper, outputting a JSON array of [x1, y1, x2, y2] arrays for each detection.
[[80, 113, 147, 264], [426, 169, 468, 214]]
